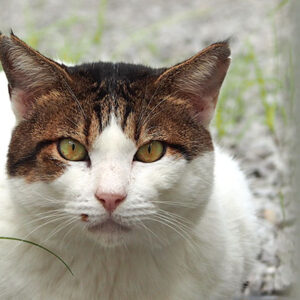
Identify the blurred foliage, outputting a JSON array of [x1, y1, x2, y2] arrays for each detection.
[[110, 8, 208, 61], [92, 0, 108, 45], [214, 41, 283, 139], [1, 1, 290, 142], [269, 0, 290, 16]]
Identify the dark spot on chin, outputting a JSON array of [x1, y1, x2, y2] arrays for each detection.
[[81, 214, 89, 222]]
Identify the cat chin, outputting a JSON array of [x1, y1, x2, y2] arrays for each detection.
[[83, 219, 177, 249], [85, 228, 178, 249], [86, 229, 131, 248]]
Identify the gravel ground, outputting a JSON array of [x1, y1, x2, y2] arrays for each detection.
[[0, 0, 294, 298]]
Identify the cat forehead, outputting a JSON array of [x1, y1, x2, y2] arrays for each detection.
[[67, 62, 165, 83], [57, 62, 167, 140], [92, 115, 136, 157]]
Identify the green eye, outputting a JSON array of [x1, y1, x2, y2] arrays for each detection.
[[58, 138, 88, 161], [135, 141, 165, 163]]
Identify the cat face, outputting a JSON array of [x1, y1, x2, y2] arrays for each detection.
[[0, 33, 230, 248]]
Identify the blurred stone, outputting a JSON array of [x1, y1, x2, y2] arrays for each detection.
[[263, 209, 277, 224]]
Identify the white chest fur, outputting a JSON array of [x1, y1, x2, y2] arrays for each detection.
[[0, 147, 257, 299]]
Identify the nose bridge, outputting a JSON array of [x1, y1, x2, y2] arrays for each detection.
[[97, 159, 130, 194], [91, 115, 136, 195]]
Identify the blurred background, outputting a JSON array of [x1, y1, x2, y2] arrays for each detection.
[[0, 0, 294, 299]]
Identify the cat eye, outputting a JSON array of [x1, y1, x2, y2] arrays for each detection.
[[135, 141, 165, 163], [58, 138, 88, 161]]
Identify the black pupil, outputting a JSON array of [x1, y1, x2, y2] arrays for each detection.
[[147, 144, 152, 154], [72, 143, 76, 151]]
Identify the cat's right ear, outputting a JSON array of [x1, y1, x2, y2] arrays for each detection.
[[0, 32, 72, 121], [154, 42, 230, 128]]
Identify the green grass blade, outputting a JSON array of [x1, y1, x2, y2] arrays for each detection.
[[92, 0, 108, 44], [269, 0, 289, 16], [0, 237, 74, 276], [279, 191, 286, 221]]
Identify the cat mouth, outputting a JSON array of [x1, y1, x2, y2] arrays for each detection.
[[88, 219, 131, 234]]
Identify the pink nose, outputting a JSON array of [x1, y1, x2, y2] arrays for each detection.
[[95, 192, 126, 213]]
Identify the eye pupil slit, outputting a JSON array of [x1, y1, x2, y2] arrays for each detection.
[[58, 138, 88, 161], [134, 141, 164, 163]]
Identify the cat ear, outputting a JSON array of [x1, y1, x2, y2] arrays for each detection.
[[0, 32, 71, 120], [155, 42, 230, 127]]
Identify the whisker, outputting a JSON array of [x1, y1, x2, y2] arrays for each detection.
[[59, 73, 86, 119], [151, 200, 200, 209], [137, 221, 164, 248], [137, 97, 168, 131], [60, 219, 80, 246], [1, 214, 70, 261], [22, 212, 67, 228], [42, 216, 78, 244], [147, 213, 199, 254], [156, 209, 195, 226]]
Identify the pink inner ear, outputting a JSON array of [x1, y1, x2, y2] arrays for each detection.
[[181, 79, 221, 127], [191, 95, 216, 126], [177, 58, 230, 127], [10, 88, 33, 120], [189, 93, 217, 127]]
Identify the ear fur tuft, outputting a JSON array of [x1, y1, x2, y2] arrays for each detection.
[[0, 34, 71, 120], [155, 42, 231, 127]]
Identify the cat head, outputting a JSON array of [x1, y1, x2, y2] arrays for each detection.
[[0, 33, 230, 248]]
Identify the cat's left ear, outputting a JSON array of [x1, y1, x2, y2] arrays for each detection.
[[0, 32, 72, 120], [155, 42, 230, 127]]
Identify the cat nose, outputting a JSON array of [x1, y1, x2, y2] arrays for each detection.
[[95, 192, 126, 213]]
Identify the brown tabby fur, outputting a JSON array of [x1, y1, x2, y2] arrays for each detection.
[[0, 33, 230, 183]]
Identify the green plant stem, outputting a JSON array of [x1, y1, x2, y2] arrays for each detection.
[[0, 237, 74, 276]]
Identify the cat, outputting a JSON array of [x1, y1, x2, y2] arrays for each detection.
[[0, 32, 257, 300]]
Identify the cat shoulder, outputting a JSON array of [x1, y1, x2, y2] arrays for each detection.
[[213, 144, 258, 272], [213, 144, 257, 248], [214, 145, 252, 202]]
